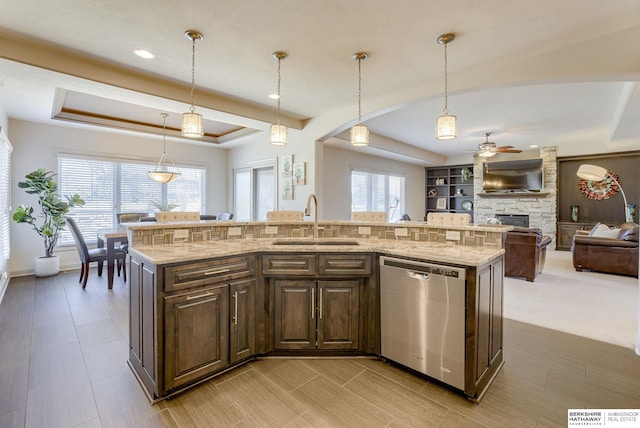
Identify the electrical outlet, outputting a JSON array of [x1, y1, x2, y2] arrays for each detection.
[[227, 227, 242, 237], [446, 230, 461, 241], [394, 227, 409, 237], [174, 229, 189, 239], [358, 226, 371, 235]]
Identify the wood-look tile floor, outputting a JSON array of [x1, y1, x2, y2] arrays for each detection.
[[1, 270, 639, 427]]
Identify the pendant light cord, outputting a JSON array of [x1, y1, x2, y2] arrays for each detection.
[[276, 56, 282, 125], [189, 37, 196, 114], [443, 42, 449, 115], [162, 113, 168, 153], [357, 56, 363, 124]]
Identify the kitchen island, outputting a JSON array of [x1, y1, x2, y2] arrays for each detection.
[[126, 221, 507, 403]]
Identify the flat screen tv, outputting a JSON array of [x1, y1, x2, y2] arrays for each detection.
[[482, 158, 544, 192]]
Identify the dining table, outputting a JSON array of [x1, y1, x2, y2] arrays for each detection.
[[97, 227, 128, 289]]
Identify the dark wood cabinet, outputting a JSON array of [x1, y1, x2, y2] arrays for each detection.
[[317, 280, 360, 349], [274, 279, 360, 350], [557, 222, 594, 250], [128, 254, 256, 399], [265, 253, 372, 353], [274, 280, 316, 350], [465, 256, 504, 401], [230, 278, 256, 364], [425, 164, 474, 221], [163, 284, 229, 391]]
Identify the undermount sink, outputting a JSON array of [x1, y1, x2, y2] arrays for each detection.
[[271, 239, 359, 246]]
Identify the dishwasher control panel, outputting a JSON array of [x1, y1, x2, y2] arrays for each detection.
[[381, 257, 465, 279]]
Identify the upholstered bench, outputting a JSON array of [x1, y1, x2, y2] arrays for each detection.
[[155, 211, 201, 222], [426, 212, 472, 226]]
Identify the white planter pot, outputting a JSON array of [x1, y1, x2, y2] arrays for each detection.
[[34, 255, 60, 277]]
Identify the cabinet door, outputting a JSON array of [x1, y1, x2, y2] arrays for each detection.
[[317, 280, 360, 350], [164, 285, 229, 391], [129, 258, 158, 396], [230, 278, 256, 364], [274, 280, 316, 350]]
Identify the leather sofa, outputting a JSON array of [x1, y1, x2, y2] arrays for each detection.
[[571, 222, 639, 277], [504, 227, 552, 282]]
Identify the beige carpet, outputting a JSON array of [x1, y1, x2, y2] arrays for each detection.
[[504, 249, 639, 349]]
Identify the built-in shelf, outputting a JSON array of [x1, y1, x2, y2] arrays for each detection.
[[477, 192, 550, 198]]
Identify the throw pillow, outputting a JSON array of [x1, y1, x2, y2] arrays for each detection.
[[588, 222, 602, 236], [591, 223, 621, 238]]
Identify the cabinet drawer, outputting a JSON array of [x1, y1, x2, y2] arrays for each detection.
[[318, 254, 372, 276], [262, 254, 317, 276], [165, 256, 255, 292]]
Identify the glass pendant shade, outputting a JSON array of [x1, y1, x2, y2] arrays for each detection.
[[350, 124, 369, 147], [270, 123, 288, 146], [181, 112, 203, 138], [436, 114, 457, 140], [149, 113, 181, 183]]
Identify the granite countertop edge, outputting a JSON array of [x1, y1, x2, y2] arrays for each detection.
[[128, 238, 504, 268]]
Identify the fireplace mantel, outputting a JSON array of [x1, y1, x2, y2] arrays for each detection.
[[477, 192, 550, 198]]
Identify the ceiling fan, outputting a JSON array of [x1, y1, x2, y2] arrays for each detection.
[[476, 132, 522, 158]]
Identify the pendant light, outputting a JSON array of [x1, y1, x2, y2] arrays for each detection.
[[436, 33, 456, 140], [148, 113, 181, 183], [350, 52, 369, 147], [182, 30, 204, 138], [270, 51, 288, 146]]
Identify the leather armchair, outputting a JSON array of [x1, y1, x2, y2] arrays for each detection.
[[572, 222, 639, 277], [504, 227, 552, 282]]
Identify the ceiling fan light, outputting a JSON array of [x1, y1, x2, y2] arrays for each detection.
[[181, 112, 203, 138], [350, 124, 369, 147], [436, 114, 457, 140], [270, 123, 288, 146], [478, 150, 496, 158]]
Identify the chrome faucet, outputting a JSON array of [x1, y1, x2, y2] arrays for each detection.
[[305, 193, 319, 239]]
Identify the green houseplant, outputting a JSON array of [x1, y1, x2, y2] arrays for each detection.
[[13, 168, 85, 276]]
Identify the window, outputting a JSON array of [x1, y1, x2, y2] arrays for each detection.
[[351, 170, 405, 222], [233, 162, 276, 221], [0, 132, 12, 277], [58, 155, 205, 245]]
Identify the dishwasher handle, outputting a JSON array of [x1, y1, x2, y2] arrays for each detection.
[[406, 270, 430, 281]]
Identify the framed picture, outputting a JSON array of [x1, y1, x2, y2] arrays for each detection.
[[293, 162, 305, 185], [281, 177, 293, 200], [436, 197, 447, 210], [280, 155, 293, 177]]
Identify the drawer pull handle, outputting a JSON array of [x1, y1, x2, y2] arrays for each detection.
[[204, 268, 231, 276], [186, 291, 215, 300]]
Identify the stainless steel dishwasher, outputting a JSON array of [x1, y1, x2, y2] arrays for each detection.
[[380, 256, 466, 390]]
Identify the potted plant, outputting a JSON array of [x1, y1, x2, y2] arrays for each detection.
[[13, 168, 85, 277], [461, 167, 473, 183]]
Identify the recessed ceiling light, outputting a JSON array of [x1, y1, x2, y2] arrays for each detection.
[[134, 49, 154, 59], [530, 144, 539, 148], [268, 93, 280, 100]]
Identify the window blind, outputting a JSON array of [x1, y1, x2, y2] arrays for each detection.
[[350, 170, 405, 222], [0, 133, 12, 271], [58, 155, 205, 246]]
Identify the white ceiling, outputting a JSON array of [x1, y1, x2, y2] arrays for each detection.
[[0, 0, 639, 164]]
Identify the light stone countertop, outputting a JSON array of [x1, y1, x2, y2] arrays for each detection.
[[128, 237, 504, 268]]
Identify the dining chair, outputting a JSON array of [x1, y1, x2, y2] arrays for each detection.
[[216, 212, 234, 220], [116, 212, 148, 223], [65, 216, 127, 289]]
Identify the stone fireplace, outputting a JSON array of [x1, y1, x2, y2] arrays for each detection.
[[473, 147, 557, 248]]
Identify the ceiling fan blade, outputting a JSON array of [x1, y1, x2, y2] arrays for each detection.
[[495, 149, 522, 153], [495, 145, 514, 149]]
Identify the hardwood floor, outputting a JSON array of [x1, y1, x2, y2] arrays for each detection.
[[1, 270, 639, 427]]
